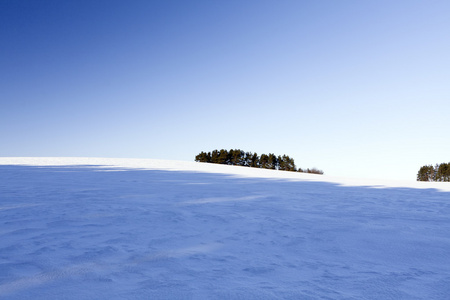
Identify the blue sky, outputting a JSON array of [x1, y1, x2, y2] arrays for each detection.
[[1, 0, 449, 180]]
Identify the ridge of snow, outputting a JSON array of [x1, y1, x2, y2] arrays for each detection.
[[1, 157, 449, 191]]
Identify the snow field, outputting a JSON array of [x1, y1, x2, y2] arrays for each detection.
[[0, 158, 449, 299]]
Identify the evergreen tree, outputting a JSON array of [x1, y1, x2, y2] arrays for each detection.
[[195, 149, 323, 175], [217, 149, 229, 164], [250, 153, 259, 168], [417, 163, 450, 182], [277, 155, 284, 170], [243, 152, 252, 167], [445, 163, 450, 182], [417, 165, 435, 181], [195, 151, 212, 163], [229, 149, 245, 166], [237, 149, 246, 166], [268, 153, 278, 170], [287, 156, 296, 171], [228, 149, 235, 165], [194, 152, 206, 162], [211, 150, 219, 163], [278, 155, 296, 171], [260, 154, 269, 169], [436, 162, 450, 182]]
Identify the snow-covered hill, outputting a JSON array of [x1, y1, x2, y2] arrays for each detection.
[[1, 157, 449, 299]]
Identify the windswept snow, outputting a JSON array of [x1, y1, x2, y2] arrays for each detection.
[[1, 157, 449, 299]]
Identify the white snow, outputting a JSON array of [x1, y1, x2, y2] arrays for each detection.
[[1, 157, 450, 299]]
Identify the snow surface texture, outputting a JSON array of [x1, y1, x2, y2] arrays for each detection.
[[1, 157, 450, 299]]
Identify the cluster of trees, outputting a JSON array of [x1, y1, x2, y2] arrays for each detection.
[[417, 162, 450, 182], [195, 149, 323, 174]]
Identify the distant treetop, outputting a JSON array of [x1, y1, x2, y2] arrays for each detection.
[[195, 149, 323, 174], [417, 162, 450, 182]]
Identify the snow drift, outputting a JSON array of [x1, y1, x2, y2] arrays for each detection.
[[1, 157, 449, 299]]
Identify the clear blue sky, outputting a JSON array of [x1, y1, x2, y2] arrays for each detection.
[[1, 0, 449, 180]]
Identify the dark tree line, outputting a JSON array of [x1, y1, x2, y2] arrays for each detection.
[[195, 149, 323, 174], [417, 162, 450, 182]]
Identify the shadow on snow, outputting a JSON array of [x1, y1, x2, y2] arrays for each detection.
[[1, 165, 449, 299]]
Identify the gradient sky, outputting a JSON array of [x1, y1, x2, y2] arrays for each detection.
[[1, 0, 449, 180]]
